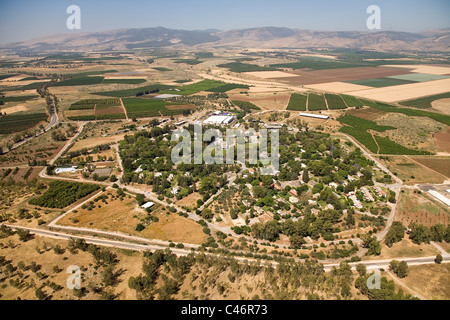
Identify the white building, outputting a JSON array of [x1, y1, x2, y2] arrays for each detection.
[[55, 166, 77, 174], [141, 202, 155, 209], [299, 112, 329, 120], [428, 190, 450, 208], [203, 115, 235, 126]]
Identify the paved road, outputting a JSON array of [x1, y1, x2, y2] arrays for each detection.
[[3, 223, 448, 275]]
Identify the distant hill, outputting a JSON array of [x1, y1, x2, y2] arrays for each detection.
[[2, 26, 449, 53]]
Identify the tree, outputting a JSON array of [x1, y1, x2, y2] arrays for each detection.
[[385, 221, 406, 247], [35, 288, 46, 300], [430, 224, 447, 242], [409, 223, 432, 245], [289, 234, 306, 249], [302, 169, 310, 183], [435, 254, 443, 264], [356, 264, 367, 277], [390, 260, 408, 278], [361, 234, 381, 256]]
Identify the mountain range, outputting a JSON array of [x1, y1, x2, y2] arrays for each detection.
[[2, 26, 449, 53]]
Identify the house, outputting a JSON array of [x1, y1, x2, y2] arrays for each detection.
[[289, 189, 298, 197], [273, 183, 282, 191], [289, 196, 299, 204], [171, 186, 180, 195]]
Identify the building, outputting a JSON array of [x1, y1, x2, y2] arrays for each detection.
[[203, 115, 235, 126], [141, 202, 155, 209], [153, 94, 181, 99], [428, 190, 450, 208], [299, 112, 329, 120], [55, 166, 77, 174], [265, 123, 283, 130]]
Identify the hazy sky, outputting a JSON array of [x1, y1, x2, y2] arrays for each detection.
[[0, 0, 449, 44]]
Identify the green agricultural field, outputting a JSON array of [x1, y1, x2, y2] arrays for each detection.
[[337, 114, 395, 132], [232, 100, 261, 111], [286, 93, 307, 111], [374, 135, 432, 155], [338, 111, 432, 155], [339, 126, 378, 153], [345, 77, 415, 88], [19, 77, 40, 81], [51, 76, 104, 87], [29, 180, 100, 209], [0, 74, 18, 80], [94, 84, 173, 97], [152, 67, 173, 72], [122, 98, 191, 118], [96, 113, 126, 120], [341, 94, 363, 108], [69, 98, 121, 110], [1, 81, 49, 92], [66, 70, 118, 77], [324, 93, 347, 110], [0, 113, 48, 134], [122, 98, 169, 118], [308, 93, 327, 111], [399, 92, 450, 109], [173, 59, 203, 65], [174, 79, 192, 84], [217, 62, 280, 73], [165, 79, 225, 95], [67, 115, 96, 121], [270, 60, 367, 70], [387, 73, 449, 82], [370, 102, 450, 126], [0, 95, 38, 103], [206, 83, 249, 93], [102, 79, 147, 85]]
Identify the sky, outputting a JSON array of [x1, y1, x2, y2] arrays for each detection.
[[0, 0, 449, 44]]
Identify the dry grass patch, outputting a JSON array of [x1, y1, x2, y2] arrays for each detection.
[[363, 238, 440, 261], [398, 263, 450, 300], [58, 190, 206, 245], [395, 189, 450, 227], [377, 156, 445, 185], [410, 156, 450, 178], [434, 128, 450, 153]]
